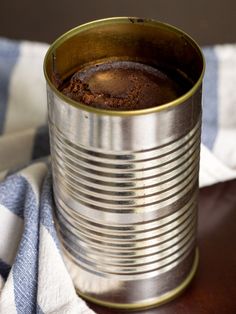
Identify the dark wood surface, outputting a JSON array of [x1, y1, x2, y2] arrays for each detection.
[[87, 180, 236, 314], [0, 0, 235, 46]]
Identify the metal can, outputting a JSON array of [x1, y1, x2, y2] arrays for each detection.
[[44, 17, 204, 309]]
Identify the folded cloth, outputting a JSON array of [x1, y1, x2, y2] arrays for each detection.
[[0, 38, 95, 314], [0, 37, 236, 313]]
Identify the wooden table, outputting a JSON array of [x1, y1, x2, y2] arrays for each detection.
[[87, 180, 236, 313]]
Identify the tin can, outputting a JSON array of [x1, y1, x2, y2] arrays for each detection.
[[44, 17, 204, 309]]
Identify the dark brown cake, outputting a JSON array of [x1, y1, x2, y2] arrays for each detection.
[[61, 61, 190, 110]]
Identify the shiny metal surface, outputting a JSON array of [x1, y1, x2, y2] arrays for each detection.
[[44, 17, 204, 308]]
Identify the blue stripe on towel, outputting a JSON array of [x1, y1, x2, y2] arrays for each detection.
[[0, 172, 40, 313], [202, 47, 219, 150], [0, 38, 20, 134], [40, 172, 60, 248], [0, 258, 11, 280], [0, 175, 28, 218], [11, 176, 39, 314]]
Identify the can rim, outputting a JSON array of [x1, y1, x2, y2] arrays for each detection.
[[76, 248, 199, 310], [44, 17, 205, 116]]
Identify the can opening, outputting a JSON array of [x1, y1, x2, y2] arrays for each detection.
[[44, 17, 204, 114], [45, 18, 203, 92]]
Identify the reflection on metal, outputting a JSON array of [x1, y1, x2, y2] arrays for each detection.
[[44, 17, 204, 309]]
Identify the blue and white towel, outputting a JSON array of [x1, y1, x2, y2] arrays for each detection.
[[0, 37, 236, 313]]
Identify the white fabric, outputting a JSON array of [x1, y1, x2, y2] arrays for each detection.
[[0, 38, 236, 314]]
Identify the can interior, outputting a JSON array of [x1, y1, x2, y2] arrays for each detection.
[[45, 17, 203, 94]]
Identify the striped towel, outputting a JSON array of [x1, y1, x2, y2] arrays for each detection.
[[0, 37, 236, 313]]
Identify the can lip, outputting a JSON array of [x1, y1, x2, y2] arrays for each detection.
[[44, 17, 205, 116]]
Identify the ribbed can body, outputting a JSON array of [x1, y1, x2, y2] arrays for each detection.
[[47, 85, 201, 308], [44, 17, 204, 309]]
